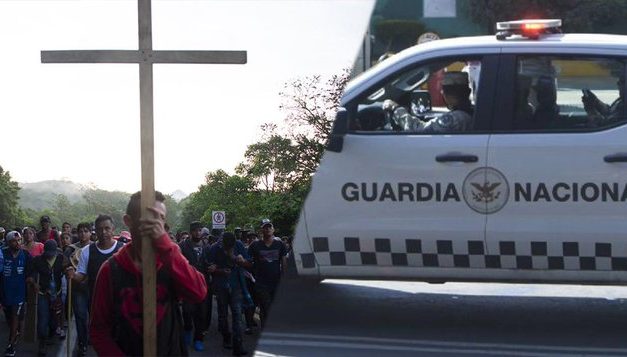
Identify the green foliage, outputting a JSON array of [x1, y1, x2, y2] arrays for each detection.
[[179, 176, 305, 236], [467, 0, 627, 34], [18, 189, 125, 230], [257, 184, 309, 235], [82, 189, 130, 229], [12, 181, 183, 233], [172, 70, 351, 236], [163, 195, 182, 231], [234, 70, 350, 234], [7, 70, 350, 236], [0, 166, 22, 227], [20, 208, 41, 228], [237, 125, 298, 192], [179, 170, 259, 232], [276, 69, 351, 185], [18, 180, 84, 211]]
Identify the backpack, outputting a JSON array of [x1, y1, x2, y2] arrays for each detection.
[[108, 257, 187, 356]]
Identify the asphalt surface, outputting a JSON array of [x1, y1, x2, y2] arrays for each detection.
[[0, 297, 261, 357], [256, 279, 627, 356], [4, 279, 627, 356]]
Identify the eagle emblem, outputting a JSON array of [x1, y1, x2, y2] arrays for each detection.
[[463, 167, 509, 214], [470, 182, 501, 203]]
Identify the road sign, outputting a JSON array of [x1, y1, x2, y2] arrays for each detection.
[[212, 211, 226, 229]]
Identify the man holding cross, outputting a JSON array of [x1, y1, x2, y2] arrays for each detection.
[[40, 1, 246, 354], [89, 191, 208, 356]]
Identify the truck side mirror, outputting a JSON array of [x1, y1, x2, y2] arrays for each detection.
[[326, 108, 348, 153]]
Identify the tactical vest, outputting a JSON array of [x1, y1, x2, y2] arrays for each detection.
[[108, 257, 186, 356]]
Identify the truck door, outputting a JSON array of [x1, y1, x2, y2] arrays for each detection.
[[298, 54, 500, 280], [485, 53, 627, 283]]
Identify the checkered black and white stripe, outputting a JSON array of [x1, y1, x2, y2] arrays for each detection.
[[300, 237, 627, 271]]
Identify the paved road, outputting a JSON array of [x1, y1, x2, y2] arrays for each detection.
[[0, 297, 261, 357], [256, 279, 627, 356], [5, 279, 627, 356]]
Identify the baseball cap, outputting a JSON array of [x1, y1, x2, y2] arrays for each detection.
[[5, 231, 20, 242], [44, 239, 58, 258], [260, 218, 273, 228], [200, 227, 210, 237]]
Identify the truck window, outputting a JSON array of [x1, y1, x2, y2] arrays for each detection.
[[513, 56, 626, 132], [350, 57, 483, 134]]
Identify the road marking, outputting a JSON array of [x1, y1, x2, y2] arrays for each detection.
[[257, 339, 580, 356], [254, 351, 292, 357], [259, 332, 627, 356], [322, 280, 627, 299]]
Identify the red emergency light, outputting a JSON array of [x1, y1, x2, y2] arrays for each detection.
[[496, 19, 562, 40], [523, 23, 544, 30]]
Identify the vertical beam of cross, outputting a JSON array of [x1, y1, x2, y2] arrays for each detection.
[[138, 1, 157, 354], [41, 0, 246, 354]]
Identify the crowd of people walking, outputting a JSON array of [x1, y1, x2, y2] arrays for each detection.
[[0, 191, 292, 356]]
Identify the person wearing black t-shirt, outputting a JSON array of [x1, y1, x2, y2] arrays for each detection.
[[247, 219, 287, 328]]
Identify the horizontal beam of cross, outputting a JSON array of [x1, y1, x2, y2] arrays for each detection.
[[41, 50, 247, 64]]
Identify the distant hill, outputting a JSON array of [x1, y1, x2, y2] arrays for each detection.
[[18, 180, 86, 211], [18, 180, 188, 210]]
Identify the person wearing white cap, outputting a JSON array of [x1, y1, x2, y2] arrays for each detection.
[[383, 71, 475, 133], [1, 231, 32, 357], [200, 227, 211, 243]]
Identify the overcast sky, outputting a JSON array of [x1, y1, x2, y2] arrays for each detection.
[[0, 0, 374, 195]]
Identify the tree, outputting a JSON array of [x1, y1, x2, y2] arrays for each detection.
[[237, 124, 298, 192], [467, 0, 627, 34], [277, 68, 351, 186], [234, 70, 350, 234], [53, 194, 84, 226], [182, 70, 350, 236], [163, 195, 182, 232], [0, 166, 22, 227], [82, 189, 130, 229], [10, 178, 183, 234], [179, 170, 260, 232], [255, 184, 308, 236]]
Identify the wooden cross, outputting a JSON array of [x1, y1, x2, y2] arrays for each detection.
[[41, 1, 246, 355]]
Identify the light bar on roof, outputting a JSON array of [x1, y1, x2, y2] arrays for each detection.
[[496, 19, 562, 40], [497, 19, 562, 31]]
